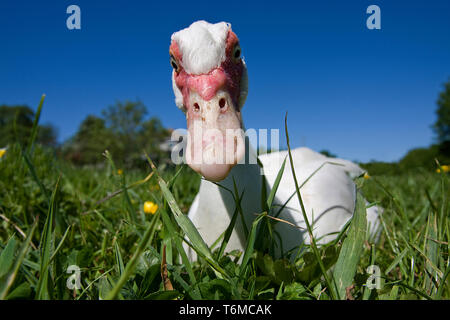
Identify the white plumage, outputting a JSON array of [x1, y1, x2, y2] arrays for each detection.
[[184, 144, 381, 260], [170, 21, 381, 261], [171, 21, 230, 75]]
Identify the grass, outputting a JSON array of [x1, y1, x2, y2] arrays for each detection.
[[0, 98, 449, 300]]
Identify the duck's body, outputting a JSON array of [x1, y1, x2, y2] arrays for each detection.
[[185, 144, 381, 260]]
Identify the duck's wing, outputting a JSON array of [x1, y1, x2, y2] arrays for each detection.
[[258, 147, 379, 251], [259, 147, 365, 180]]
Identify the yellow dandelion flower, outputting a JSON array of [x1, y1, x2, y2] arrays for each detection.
[[363, 172, 370, 180], [437, 165, 449, 173], [143, 201, 158, 214], [117, 169, 123, 175], [0, 149, 6, 159]]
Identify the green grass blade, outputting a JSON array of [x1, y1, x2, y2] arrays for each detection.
[[285, 113, 337, 300], [158, 207, 202, 299], [332, 192, 367, 300], [0, 219, 38, 300], [27, 94, 46, 154], [232, 177, 249, 239], [0, 237, 17, 279], [362, 244, 376, 300], [121, 178, 138, 224], [266, 157, 286, 210], [393, 280, 433, 300], [239, 212, 267, 278], [114, 242, 125, 276], [145, 153, 230, 279], [105, 211, 160, 300], [217, 198, 242, 260], [424, 213, 440, 295], [22, 150, 50, 203], [35, 177, 60, 300], [167, 165, 185, 189], [437, 265, 450, 299], [48, 225, 71, 264], [82, 171, 154, 215], [211, 180, 249, 239], [384, 248, 408, 275]]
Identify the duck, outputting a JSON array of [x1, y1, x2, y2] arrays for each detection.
[[168, 20, 381, 260]]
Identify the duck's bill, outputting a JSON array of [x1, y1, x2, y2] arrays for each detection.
[[185, 91, 245, 182]]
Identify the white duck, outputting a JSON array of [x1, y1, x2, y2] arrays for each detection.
[[169, 21, 380, 260]]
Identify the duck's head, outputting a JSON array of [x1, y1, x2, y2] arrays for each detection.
[[170, 20, 248, 181]]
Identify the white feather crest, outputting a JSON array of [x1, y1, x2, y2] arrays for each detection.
[[171, 20, 230, 75]]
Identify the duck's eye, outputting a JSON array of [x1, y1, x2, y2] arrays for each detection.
[[170, 55, 180, 72], [232, 45, 241, 62]]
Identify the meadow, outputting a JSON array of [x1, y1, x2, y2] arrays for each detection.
[[0, 106, 449, 300]]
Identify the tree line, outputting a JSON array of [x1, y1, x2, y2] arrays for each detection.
[[0, 100, 172, 169], [61, 100, 172, 169], [1, 78, 449, 174], [0, 104, 58, 148]]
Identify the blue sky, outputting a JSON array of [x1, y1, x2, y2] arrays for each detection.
[[1, 0, 449, 162]]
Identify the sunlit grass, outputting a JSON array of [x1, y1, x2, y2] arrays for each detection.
[[0, 96, 448, 300]]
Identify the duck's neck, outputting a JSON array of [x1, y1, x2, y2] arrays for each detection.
[[222, 133, 261, 181], [216, 136, 264, 223]]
